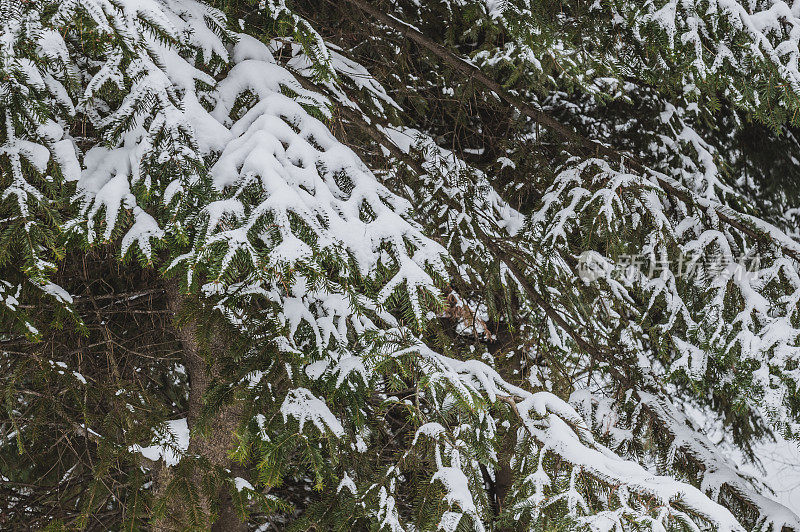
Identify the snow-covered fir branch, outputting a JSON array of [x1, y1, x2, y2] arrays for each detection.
[[2, 0, 800, 530]]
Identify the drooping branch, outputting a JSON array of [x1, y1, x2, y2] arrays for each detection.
[[342, 0, 800, 264], [315, 62, 799, 527]]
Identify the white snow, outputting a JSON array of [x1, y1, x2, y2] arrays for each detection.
[[129, 418, 190, 467], [280, 388, 344, 437]]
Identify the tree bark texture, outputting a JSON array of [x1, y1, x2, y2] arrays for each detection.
[[152, 281, 246, 532]]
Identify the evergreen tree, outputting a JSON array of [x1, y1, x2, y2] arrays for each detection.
[[2, 0, 800, 530]]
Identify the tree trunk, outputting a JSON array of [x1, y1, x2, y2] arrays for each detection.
[[152, 281, 246, 532]]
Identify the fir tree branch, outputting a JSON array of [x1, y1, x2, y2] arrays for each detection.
[[343, 0, 800, 265]]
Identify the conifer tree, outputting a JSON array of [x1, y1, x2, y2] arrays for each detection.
[[2, 0, 800, 530]]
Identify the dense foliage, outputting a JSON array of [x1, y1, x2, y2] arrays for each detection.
[[2, 0, 800, 530]]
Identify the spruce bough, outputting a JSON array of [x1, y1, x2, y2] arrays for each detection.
[[2, 0, 800, 530]]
